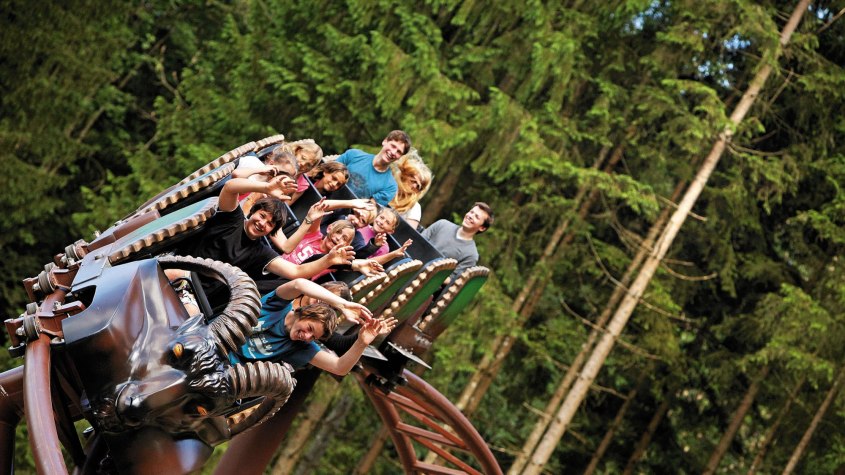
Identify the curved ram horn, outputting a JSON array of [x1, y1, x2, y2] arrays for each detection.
[[157, 255, 261, 354], [226, 361, 295, 436]]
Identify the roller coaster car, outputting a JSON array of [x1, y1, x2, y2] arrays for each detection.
[[3, 136, 502, 475]]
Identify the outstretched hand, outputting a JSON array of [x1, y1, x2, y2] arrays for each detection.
[[395, 238, 412, 256], [306, 198, 330, 223], [256, 164, 281, 178], [328, 244, 355, 266], [266, 175, 297, 201], [340, 301, 373, 325], [358, 317, 398, 345], [373, 232, 387, 248], [350, 198, 377, 211], [352, 259, 384, 276]]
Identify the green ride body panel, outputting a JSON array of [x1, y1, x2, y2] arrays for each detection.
[[426, 276, 488, 335], [391, 267, 454, 325], [365, 270, 417, 313]]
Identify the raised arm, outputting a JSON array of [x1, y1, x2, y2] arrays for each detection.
[[275, 279, 372, 324], [269, 199, 330, 253], [308, 317, 397, 376], [231, 164, 276, 180], [321, 198, 375, 213], [369, 238, 412, 266], [219, 176, 296, 212], [265, 244, 355, 279]]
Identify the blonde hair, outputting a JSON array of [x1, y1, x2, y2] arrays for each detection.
[[390, 149, 432, 214], [326, 219, 355, 243], [356, 200, 378, 226], [282, 141, 324, 175], [265, 149, 298, 175]]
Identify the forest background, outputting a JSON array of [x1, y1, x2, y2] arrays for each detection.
[[1, 0, 845, 473]]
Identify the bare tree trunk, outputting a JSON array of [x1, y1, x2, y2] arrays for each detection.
[[353, 427, 391, 475], [747, 377, 805, 475], [457, 144, 618, 415], [508, 175, 683, 475], [703, 365, 771, 475], [426, 147, 613, 469], [269, 381, 341, 475], [520, 4, 811, 472], [583, 373, 647, 475], [782, 367, 845, 475], [621, 398, 671, 475], [421, 167, 463, 226], [291, 393, 356, 475]]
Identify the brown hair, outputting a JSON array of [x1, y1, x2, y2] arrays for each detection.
[[248, 197, 288, 235], [390, 149, 432, 213], [473, 201, 494, 232], [385, 130, 412, 155], [293, 302, 338, 340], [321, 281, 352, 301], [309, 160, 349, 183]]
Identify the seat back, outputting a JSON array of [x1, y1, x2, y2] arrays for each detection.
[[393, 217, 444, 264], [289, 176, 323, 221], [129, 163, 233, 220], [180, 141, 257, 184], [349, 273, 389, 301]]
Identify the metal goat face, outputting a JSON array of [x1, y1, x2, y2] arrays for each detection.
[[61, 256, 293, 470], [109, 316, 233, 434]]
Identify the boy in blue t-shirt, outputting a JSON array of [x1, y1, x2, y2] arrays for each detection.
[[334, 130, 411, 206]]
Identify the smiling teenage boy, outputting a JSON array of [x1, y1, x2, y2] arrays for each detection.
[[333, 130, 412, 206], [422, 202, 494, 284], [171, 172, 367, 296]]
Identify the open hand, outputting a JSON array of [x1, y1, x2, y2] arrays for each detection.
[[340, 301, 373, 325], [328, 244, 355, 265], [279, 175, 298, 196], [359, 317, 398, 345], [396, 238, 412, 256], [373, 232, 387, 248], [306, 198, 330, 223], [257, 164, 281, 178], [352, 259, 384, 276], [266, 175, 296, 201], [350, 198, 377, 211]]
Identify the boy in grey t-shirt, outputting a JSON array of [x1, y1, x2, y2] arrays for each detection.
[[422, 202, 494, 283]]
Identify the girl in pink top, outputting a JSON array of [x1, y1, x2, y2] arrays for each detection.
[[283, 219, 356, 265], [283, 219, 357, 281]]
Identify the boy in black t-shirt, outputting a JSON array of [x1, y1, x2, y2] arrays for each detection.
[[170, 169, 381, 312]]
